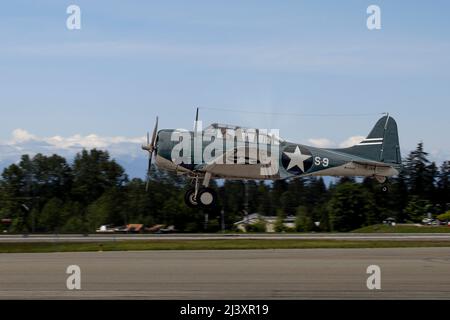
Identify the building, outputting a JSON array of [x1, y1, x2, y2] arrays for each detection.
[[234, 213, 296, 232]]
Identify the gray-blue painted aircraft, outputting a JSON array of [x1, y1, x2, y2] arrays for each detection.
[[142, 112, 401, 208]]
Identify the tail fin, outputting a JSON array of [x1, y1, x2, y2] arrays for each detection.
[[338, 115, 401, 164]]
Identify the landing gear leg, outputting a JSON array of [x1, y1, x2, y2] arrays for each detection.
[[184, 173, 217, 208]]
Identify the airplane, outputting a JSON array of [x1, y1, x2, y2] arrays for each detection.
[[142, 111, 402, 208]]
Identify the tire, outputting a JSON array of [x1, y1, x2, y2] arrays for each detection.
[[197, 188, 217, 208], [184, 188, 199, 208]]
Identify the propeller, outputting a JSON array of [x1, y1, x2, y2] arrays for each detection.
[[194, 107, 199, 132], [142, 117, 159, 191]]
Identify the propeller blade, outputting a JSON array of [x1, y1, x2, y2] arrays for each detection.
[[194, 107, 199, 132], [143, 116, 159, 191], [146, 153, 152, 192], [142, 132, 151, 151], [146, 176, 151, 192], [150, 117, 159, 148]]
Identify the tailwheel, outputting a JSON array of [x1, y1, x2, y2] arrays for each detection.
[[375, 175, 389, 192], [381, 179, 390, 192], [197, 188, 218, 208], [184, 188, 200, 208]]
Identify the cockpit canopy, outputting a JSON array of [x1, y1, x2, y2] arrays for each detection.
[[204, 123, 284, 144]]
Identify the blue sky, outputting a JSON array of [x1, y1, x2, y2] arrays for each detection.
[[0, 0, 449, 171]]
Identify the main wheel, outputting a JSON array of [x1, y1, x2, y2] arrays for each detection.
[[184, 188, 199, 208], [197, 188, 217, 208]]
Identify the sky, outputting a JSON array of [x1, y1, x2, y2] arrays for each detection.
[[0, 1, 449, 176]]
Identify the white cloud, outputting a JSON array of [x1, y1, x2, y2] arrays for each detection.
[[339, 136, 365, 148], [3, 129, 146, 158], [306, 136, 366, 148], [44, 133, 144, 150], [307, 138, 334, 148], [11, 128, 37, 143]]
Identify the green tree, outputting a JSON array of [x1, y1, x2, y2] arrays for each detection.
[[85, 196, 110, 231], [32, 154, 72, 200], [437, 211, 450, 222], [280, 191, 297, 216], [303, 177, 328, 209], [391, 169, 409, 222], [437, 161, 450, 211], [39, 198, 67, 232], [85, 188, 127, 231], [295, 206, 314, 232], [274, 211, 287, 232], [61, 216, 87, 233], [404, 142, 436, 199], [1, 154, 72, 203], [271, 180, 288, 209], [71, 149, 127, 204], [0, 142, 447, 234], [219, 180, 246, 215], [404, 196, 432, 222], [256, 181, 272, 215], [1, 163, 26, 198], [328, 183, 376, 231]]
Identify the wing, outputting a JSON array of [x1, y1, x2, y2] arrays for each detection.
[[351, 159, 395, 168], [198, 146, 279, 179]]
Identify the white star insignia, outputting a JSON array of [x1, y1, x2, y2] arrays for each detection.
[[284, 146, 312, 172]]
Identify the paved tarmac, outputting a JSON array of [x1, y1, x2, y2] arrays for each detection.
[[0, 248, 449, 299]]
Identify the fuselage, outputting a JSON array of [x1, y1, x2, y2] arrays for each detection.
[[154, 129, 400, 180]]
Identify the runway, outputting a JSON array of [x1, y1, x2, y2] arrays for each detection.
[[1, 233, 450, 242], [0, 248, 449, 299]]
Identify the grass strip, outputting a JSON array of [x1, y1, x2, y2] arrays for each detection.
[[352, 224, 450, 233]]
